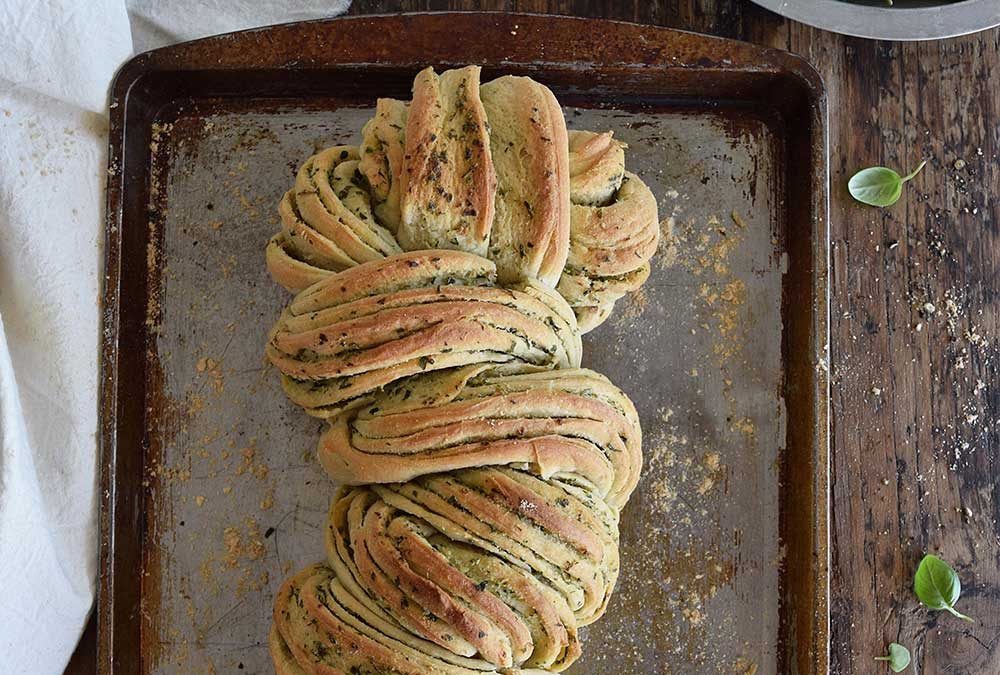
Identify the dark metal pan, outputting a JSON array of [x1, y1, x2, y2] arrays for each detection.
[[100, 12, 829, 674]]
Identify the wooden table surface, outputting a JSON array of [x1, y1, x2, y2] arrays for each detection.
[[70, 2, 1000, 673]]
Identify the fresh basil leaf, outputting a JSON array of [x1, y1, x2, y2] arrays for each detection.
[[848, 167, 903, 206], [848, 160, 926, 207], [875, 642, 910, 672], [914, 554, 974, 622]]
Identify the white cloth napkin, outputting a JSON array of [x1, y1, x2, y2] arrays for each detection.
[[0, 2, 349, 672]]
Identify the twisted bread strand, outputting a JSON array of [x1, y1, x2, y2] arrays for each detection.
[[559, 130, 660, 331], [479, 75, 570, 288], [319, 365, 641, 510], [398, 66, 496, 255], [266, 145, 402, 291], [359, 97, 409, 234], [267, 313, 640, 672]]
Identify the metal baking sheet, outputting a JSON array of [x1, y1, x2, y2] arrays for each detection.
[[100, 13, 829, 675]]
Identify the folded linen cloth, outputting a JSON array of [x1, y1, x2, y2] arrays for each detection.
[[0, 2, 349, 672]]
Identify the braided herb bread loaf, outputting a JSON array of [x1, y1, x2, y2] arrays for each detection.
[[266, 67, 657, 674], [266, 65, 658, 333]]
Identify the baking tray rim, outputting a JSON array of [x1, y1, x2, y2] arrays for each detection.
[[98, 11, 830, 674]]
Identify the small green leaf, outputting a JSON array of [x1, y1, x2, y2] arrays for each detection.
[[848, 160, 926, 207], [914, 554, 974, 622], [875, 642, 910, 672], [848, 167, 902, 206]]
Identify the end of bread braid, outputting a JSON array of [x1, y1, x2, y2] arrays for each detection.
[[267, 145, 403, 292], [480, 75, 571, 288], [264, 69, 659, 329], [398, 66, 497, 256], [559, 131, 660, 331], [360, 97, 409, 234]]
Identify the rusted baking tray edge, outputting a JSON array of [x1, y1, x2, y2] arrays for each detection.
[[98, 12, 830, 675]]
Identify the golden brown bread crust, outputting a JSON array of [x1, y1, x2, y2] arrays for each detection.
[[270, 480, 594, 673], [271, 562, 497, 674], [269, 251, 642, 673], [480, 76, 570, 288], [268, 624, 308, 675], [571, 303, 615, 334], [398, 66, 497, 256], [567, 173, 658, 278], [265, 234, 336, 293]]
